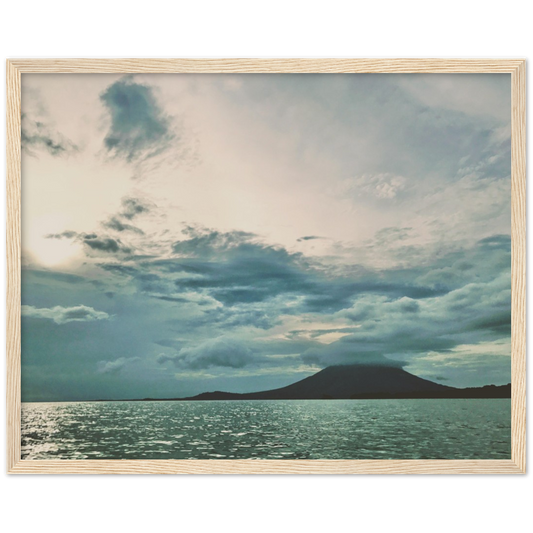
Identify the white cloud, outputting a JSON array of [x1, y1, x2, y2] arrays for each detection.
[[22, 304, 110, 324], [363, 173, 406, 199], [97, 357, 139, 374], [398, 74, 511, 122], [338, 173, 407, 200]]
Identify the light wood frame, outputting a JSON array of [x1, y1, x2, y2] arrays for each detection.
[[6, 59, 526, 474]]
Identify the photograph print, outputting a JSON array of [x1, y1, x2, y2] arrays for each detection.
[[20, 72, 512, 461]]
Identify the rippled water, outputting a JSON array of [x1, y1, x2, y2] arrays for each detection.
[[21, 399, 511, 460]]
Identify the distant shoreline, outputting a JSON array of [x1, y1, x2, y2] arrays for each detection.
[[23, 391, 512, 403], [120, 384, 512, 402]]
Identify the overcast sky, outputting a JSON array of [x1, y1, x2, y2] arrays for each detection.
[[21, 73, 511, 401]]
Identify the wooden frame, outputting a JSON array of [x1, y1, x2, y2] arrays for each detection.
[[6, 58, 526, 474]]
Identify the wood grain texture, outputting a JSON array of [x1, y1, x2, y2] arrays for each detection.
[[7, 58, 526, 74], [510, 61, 527, 473], [6, 60, 22, 473], [5, 59, 526, 474], [8, 460, 524, 475]]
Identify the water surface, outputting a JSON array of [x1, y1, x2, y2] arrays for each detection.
[[21, 399, 511, 460]]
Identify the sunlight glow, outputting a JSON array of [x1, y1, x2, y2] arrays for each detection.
[[24, 215, 81, 267]]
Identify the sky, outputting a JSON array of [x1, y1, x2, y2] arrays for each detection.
[[20, 73, 512, 401]]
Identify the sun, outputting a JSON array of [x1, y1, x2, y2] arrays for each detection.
[[31, 237, 80, 266], [23, 214, 81, 267]]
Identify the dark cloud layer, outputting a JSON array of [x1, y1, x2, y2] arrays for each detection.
[[91, 226, 511, 373], [297, 235, 323, 242], [99, 197, 152, 236], [102, 216, 144, 234], [95, 226, 511, 329], [23, 269, 87, 285], [47, 231, 132, 255], [84, 236, 129, 253], [166, 228, 450, 313], [119, 197, 151, 220], [100, 78, 173, 162], [158, 337, 257, 370]]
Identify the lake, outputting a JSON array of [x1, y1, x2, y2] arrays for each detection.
[[21, 399, 511, 460]]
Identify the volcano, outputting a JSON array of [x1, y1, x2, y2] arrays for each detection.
[[181, 365, 511, 400]]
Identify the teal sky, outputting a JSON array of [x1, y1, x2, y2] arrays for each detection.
[[21, 73, 511, 401]]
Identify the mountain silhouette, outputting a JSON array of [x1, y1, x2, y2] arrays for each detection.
[[180, 365, 511, 400]]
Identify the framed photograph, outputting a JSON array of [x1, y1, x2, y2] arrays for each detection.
[[6, 59, 525, 474]]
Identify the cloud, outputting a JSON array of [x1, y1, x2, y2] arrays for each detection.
[[22, 304, 110, 325], [301, 325, 443, 369], [100, 78, 174, 162], [97, 356, 140, 374], [98, 263, 139, 276], [467, 312, 511, 335], [166, 228, 316, 304], [158, 337, 257, 370], [99, 225, 456, 317], [92, 225, 510, 368], [302, 342, 405, 368], [102, 216, 144, 234], [397, 74, 511, 122], [352, 173, 407, 199], [405, 340, 511, 387], [372, 226, 413, 247], [21, 113, 78, 157], [84, 236, 130, 253], [118, 197, 152, 220], [440, 282, 511, 342], [23, 269, 87, 285], [46, 231, 132, 255], [46, 230, 79, 240], [100, 197, 153, 235], [297, 236, 323, 242], [303, 269, 511, 369], [169, 251, 315, 307], [181, 304, 281, 331], [477, 234, 511, 250], [171, 226, 257, 256]]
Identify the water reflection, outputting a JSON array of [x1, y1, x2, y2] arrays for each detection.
[[21, 399, 511, 460]]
